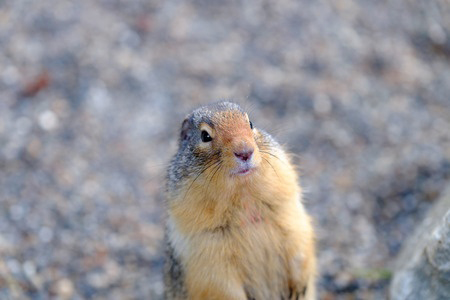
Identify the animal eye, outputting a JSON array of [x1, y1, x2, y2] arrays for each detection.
[[201, 130, 212, 142], [250, 121, 253, 129]]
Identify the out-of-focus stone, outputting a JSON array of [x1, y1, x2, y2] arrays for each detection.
[[53, 278, 74, 299], [390, 184, 450, 300], [38, 110, 58, 131], [87, 260, 120, 289]]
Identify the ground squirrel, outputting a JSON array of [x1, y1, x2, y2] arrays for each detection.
[[164, 102, 316, 300]]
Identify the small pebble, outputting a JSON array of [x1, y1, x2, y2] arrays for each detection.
[[38, 110, 58, 131], [38, 227, 54, 243], [54, 278, 74, 299]]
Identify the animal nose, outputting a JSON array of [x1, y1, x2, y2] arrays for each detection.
[[234, 150, 253, 162]]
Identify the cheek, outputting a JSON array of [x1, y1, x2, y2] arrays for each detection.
[[196, 140, 215, 153], [193, 145, 221, 167]]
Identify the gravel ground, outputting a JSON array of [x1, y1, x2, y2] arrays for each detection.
[[0, 0, 449, 299]]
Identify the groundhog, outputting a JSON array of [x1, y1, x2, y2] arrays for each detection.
[[164, 101, 316, 300]]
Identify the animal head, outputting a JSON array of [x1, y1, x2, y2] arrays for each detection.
[[178, 101, 262, 179]]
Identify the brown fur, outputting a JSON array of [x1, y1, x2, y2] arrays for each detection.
[[166, 108, 316, 300]]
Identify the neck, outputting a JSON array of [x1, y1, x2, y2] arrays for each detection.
[[169, 155, 299, 235]]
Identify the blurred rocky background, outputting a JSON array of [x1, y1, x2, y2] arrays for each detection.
[[390, 185, 450, 300], [0, 0, 449, 299]]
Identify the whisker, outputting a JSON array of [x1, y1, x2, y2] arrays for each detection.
[[207, 162, 223, 191], [259, 150, 284, 164], [203, 151, 222, 181], [182, 170, 205, 202], [201, 161, 222, 217], [262, 156, 279, 179], [205, 161, 222, 185], [182, 158, 219, 201]]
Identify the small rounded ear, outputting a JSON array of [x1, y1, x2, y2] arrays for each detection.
[[180, 118, 191, 141]]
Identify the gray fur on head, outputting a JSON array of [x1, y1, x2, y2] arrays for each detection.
[[181, 101, 244, 142]]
